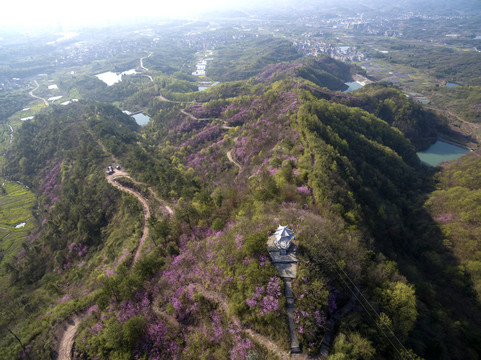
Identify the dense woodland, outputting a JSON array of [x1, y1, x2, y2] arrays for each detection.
[[0, 35, 480, 360]]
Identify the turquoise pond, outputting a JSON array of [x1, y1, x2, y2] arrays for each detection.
[[132, 113, 150, 126], [417, 140, 468, 166], [343, 81, 364, 92]]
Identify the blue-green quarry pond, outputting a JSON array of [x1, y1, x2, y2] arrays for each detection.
[[132, 113, 150, 126], [344, 81, 363, 92], [417, 140, 468, 166]]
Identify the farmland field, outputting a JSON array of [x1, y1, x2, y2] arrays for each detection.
[[0, 181, 36, 264]]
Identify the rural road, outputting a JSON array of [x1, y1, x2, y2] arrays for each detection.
[[139, 53, 153, 82], [29, 80, 49, 107], [140, 52, 152, 71]]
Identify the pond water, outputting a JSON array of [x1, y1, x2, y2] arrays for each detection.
[[132, 113, 150, 126], [445, 82, 460, 88], [198, 81, 220, 91], [96, 69, 137, 86], [417, 140, 468, 166], [344, 81, 364, 92]]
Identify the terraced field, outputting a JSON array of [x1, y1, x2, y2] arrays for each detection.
[[0, 181, 36, 264]]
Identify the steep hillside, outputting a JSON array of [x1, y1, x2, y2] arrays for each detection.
[[426, 154, 481, 299], [1, 103, 146, 359], [1, 62, 480, 360]]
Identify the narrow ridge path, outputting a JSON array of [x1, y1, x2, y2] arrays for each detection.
[[57, 315, 82, 360], [105, 170, 151, 264], [191, 284, 291, 360], [57, 140, 157, 360], [180, 109, 210, 121], [226, 149, 242, 170], [226, 136, 242, 171], [158, 92, 197, 104]]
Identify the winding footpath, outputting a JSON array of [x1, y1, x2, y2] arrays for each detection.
[[180, 109, 210, 121], [105, 169, 151, 264], [178, 109, 243, 172], [29, 80, 49, 107], [57, 167, 152, 360], [158, 92, 197, 104], [190, 284, 291, 360], [108, 174, 150, 263], [56, 140, 156, 360], [226, 149, 242, 170], [8, 125, 13, 143], [226, 137, 242, 171], [165, 103, 243, 174], [57, 315, 82, 360]]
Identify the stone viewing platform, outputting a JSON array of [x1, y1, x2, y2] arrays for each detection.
[[268, 225, 301, 354]]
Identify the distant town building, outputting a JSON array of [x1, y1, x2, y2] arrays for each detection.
[[274, 225, 295, 254]]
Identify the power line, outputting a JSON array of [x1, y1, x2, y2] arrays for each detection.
[[315, 236, 413, 359], [317, 247, 405, 358]]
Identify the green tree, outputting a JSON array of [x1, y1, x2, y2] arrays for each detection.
[[122, 316, 146, 350], [382, 282, 418, 339], [329, 332, 376, 360]]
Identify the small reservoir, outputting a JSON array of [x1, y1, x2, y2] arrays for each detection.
[[132, 113, 150, 126], [417, 140, 468, 166], [198, 81, 220, 91], [344, 81, 363, 92], [96, 69, 137, 86], [445, 82, 460, 88]]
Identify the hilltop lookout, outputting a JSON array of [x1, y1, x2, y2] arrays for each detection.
[[267, 224, 301, 353], [273, 225, 295, 254]]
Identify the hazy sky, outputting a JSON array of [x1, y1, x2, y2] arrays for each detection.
[[3, 0, 233, 28], [3, 0, 478, 30], [2, 0, 362, 29]]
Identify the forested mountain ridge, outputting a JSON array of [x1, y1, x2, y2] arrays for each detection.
[[0, 57, 480, 360]]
